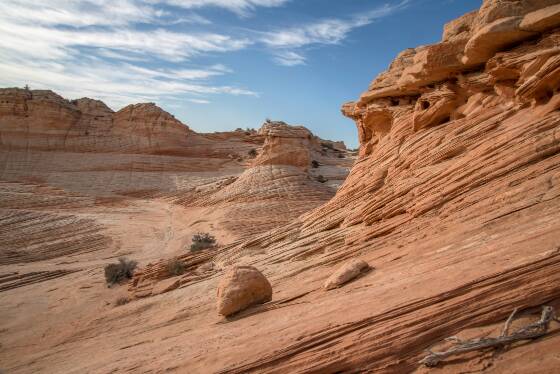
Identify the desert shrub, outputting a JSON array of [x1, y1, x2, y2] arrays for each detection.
[[338, 153, 345, 158], [104, 257, 137, 286], [311, 160, 320, 168], [316, 175, 328, 183], [167, 258, 186, 276], [114, 296, 129, 306], [190, 232, 217, 251], [248, 149, 258, 158]]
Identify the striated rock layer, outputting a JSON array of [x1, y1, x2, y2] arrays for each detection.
[[133, 1, 560, 372], [3, 1, 560, 373], [0, 90, 352, 374]]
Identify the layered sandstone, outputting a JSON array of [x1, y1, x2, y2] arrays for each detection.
[[3, 1, 560, 373], [0, 93, 351, 372]]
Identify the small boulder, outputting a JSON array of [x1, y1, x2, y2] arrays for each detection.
[[324, 259, 370, 290], [217, 266, 272, 316]]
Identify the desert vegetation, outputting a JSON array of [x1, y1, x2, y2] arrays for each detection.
[[104, 257, 137, 286], [190, 232, 217, 251], [166, 258, 186, 276]]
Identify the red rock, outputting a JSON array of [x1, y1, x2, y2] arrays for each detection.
[[323, 259, 370, 290], [216, 265, 272, 316]]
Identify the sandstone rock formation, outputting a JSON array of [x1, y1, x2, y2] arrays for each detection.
[[0, 88, 352, 373], [0, 89, 197, 155], [253, 121, 316, 169], [323, 258, 370, 290], [216, 265, 272, 316], [4, 1, 560, 373]]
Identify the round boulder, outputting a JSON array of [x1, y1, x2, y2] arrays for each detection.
[[217, 265, 272, 317]]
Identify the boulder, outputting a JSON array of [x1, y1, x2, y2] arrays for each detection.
[[217, 266, 272, 316], [324, 259, 370, 290]]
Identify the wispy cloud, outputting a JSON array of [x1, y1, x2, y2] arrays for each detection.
[[155, 0, 290, 17], [0, 58, 257, 109], [272, 51, 306, 66], [0, 0, 256, 108], [187, 98, 211, 104], [0, 0, 408, 110], [0, 21, 250, 62], [261, 1, 410, 65]]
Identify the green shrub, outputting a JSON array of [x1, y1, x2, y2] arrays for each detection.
[[104, 257, 137, 286], [190, 232, 217, 251], [167, 258, 186, 276]]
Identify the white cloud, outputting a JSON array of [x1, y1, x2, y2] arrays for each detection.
[[261, 1, 410, 65], [0, 21, 250, 62], [0, 58, 256, 109], [0, 0, 257, 108], [187, 98, 211, 104], [154, 0, 290, 16], [0, 0, 161, 28], [273, 51, 306, 66]]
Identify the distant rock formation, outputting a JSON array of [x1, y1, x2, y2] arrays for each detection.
[[170, 119, 350, 237], [0, 88, 200, 155], [253, 121, 316, 169]]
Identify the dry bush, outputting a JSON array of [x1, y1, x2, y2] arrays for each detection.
[[190, 232, 217, 251], [167, 258, 186, 276], [248, 149, 258, 158], [311, 160, 320, 168], [104, 257, 137, 286], [316, 175, 328, 183]]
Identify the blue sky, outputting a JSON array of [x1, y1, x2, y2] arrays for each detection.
[[0, 0, 481, 148]]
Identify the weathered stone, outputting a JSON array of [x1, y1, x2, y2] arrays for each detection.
[[217, 266, 272, 316], [324, 259, 370, 290]]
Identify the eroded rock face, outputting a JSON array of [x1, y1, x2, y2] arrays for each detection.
[[342, 0, 560, 158], [217, 265, 272, 316]]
